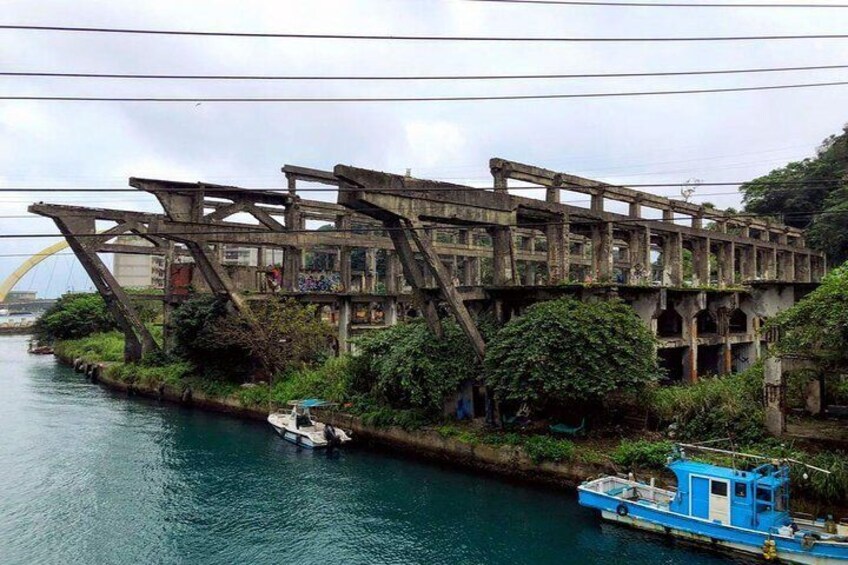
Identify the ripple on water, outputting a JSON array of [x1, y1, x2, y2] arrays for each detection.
[[0, 336, 749, 565]]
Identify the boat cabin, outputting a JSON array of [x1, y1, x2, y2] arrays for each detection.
[[668, 459, 790, 532]]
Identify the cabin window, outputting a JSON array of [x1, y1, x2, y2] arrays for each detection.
[[710, 481, 728, 496], [734, 483, 747, 498], [756, 486, 772, 502]]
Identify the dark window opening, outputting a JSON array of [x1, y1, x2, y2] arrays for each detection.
[[657, 309, 683, 338], [696, 310, 718, 334], [734, 483, 747, 498], [729, 309, 748, 334], [711, 481, 728, 497]]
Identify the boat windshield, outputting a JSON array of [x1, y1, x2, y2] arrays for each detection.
[[295, 414, 313, 428]]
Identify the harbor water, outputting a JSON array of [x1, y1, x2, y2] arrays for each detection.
[[0, 336, 749, 564]]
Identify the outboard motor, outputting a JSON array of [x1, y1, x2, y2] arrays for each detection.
[[324, 424, 341, 448]]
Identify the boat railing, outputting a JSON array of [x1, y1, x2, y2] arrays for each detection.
[[585, 476, 674, 507]]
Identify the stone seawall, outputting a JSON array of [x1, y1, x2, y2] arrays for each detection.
[[56, 351, 608, 490]]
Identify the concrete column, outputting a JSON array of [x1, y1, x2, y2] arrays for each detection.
[[337, 214, 352, 292], [491, 227, 516, 285], [717, 242, 735, 288], [492, 164, 508, 194], [337, 297, 351, 353], [545, 218, 568, 284], [524, 263, 537, 286], [676, 294, 705, 383], [591, 191, 604, 213], [662, 233, 683, 287], [739, 245, 757, 281], [364, 248, 377, 293], [591, 222, 614, 282], [691, 215, 703, 230], [692, 237, 710, 287], [663, 208, 674, 222], [778, 251, 794, 282], [760, 248, 776, 280], [628, 226, 651, 284], [385, 252, 399, 294], [384, 297, 398, 326], [629, 200, 642, 218], [795, 253, 812, 283], [740, 222, 751, 238], [764, 355, 785, 436], [811, 255, 826, 282]]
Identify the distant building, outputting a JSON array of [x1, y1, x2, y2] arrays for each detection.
[[112, 237, 166, 290], [222, 246, 258, 267], [4, 290, 37, 302]]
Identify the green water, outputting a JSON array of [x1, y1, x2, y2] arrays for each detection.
[[0, 336, 747, 564]]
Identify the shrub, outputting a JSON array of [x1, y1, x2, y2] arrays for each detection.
[[53, 331, 125, 363], [523, 436, 575, 464], [35, 293, 116, 341], [484, 298, 659, 405], [612, 440, 673, 470], [268, 356, 354, 408], [353, 319, 482, 415], [649, 364, 766, 444]]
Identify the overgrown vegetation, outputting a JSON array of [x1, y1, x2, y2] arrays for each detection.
[[54, 330, 125, 363], [485, 299, 660, 406], [35, 293, 117, 341], [612, 440, 673, 471], [741, 125, 848, 264], [351, 318, 482, 416], [769, 263, 848, 373], [649, 363, 766, 445]]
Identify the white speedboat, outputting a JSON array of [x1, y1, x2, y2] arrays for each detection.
[[267, 399, 352, 449]]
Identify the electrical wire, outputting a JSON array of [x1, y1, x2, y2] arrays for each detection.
[[6, 63, 848, 81], [6, 80, 848, 102], [0, 179, 841, 192], [3, 24, 848, 42]]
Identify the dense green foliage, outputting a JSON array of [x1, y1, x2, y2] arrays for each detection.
[[53, 330, 125, 362], [221, 298, 333, 379], [35, 293, 116, 341], [769, 263, 848, 371], [612, 440, 673, 471], [352, 319, 482, 414], [649, 364, 766, 444], [484, 299, 659, 405], [523, 436, 575, 464], [169, 295, 252, 378], [741, 126, 848, 264]]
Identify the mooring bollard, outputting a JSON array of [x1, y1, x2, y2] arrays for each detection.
[[157, 383, 165, 401], [73, 358, 83, 372], [181, 387, 192, 404]]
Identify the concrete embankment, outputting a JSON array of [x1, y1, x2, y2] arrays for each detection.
[[56, 351, 609, 490]]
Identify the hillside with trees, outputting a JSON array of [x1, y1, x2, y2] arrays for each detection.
[[740, 125, 847, 265]]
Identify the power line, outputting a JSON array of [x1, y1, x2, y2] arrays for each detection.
[[3, 24, 848, 42], [5, 80, 848, 103], [0, 179, 842, 192], [6, 63, 848, 81], [8, 209, 846, 239], [460, 0, 848, 7]]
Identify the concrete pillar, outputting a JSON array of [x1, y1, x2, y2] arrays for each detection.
[[692, 237, 710, 287], [691, 215, 703, 230], [629, 199, 642, 218], [545, 217, 569, 284], [662, 233, 683, 287], [778, 251, 794, 282], [811, 255, 826, 282], [628, 226, 651, 284], [740, 245, 757, 281], [492, 164, 508, 194], [717, 242, 735, 288], [591, 222, 614, 282], [524, 263, 537, 286], [764, 355, 786, 436], [591, 191, 604, 213], [491, 227, 516, 285], [663, 208, 674, 222], [384, 297, 398, 326], [795, 253, 812, 283], [740, 222, 751, 238], [337, 214, 352, 292], [760, 248, 775, 280], [337, 297, 351, 353], [676, 293, 706, 383], [385, 252, 400, 293], [364, 248, 377, 293]]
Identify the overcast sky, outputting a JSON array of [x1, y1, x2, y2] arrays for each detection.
[[1, 0, 847, 297]]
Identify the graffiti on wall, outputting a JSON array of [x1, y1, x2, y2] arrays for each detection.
[[297, 271, 344, 293]]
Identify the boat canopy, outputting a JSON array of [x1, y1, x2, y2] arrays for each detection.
[[289, 399, 334, 408]]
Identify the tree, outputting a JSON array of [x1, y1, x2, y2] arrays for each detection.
[[220, 298, 333, 380], [740, 126, 848, 264], [484, 298, 659, 405], [35, 292, 116, 341], [769, 262, 848, 372], [353, 318, 482, 414]]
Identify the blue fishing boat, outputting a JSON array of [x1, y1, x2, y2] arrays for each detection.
[[578, 443, 848, 563]]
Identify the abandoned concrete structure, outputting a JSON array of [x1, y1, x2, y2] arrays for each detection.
[[29, 158, 827, 434]]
